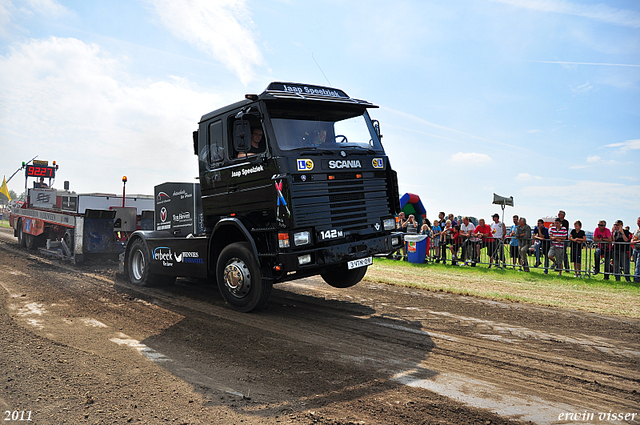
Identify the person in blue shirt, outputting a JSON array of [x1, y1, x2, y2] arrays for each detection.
[[508, 215, 520, 269], [432, 219, 442, 262], [532, 219, 550, 274]]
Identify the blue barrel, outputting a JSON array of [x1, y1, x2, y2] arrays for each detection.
[[405, 234, 428, 263]]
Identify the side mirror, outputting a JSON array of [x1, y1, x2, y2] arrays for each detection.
[[192, 130, 198, 155], [233, 120, 252, 153], [372, 119, 383, 139]]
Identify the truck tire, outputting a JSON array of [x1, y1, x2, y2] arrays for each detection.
[[63, 229, 74, 254], [216, 242, 269, 312], [17, 219, 26, 247], [127, 239, 176, 287], [321, 264, 368, 288], [24, 233, 36, 250]]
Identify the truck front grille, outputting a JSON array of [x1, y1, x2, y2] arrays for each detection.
[[291, 172, 392, 235]]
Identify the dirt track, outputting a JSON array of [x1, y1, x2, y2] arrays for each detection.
[[0, 228, 638, 424]]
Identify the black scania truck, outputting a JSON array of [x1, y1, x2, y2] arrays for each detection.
[[122, 82, 402, 312]]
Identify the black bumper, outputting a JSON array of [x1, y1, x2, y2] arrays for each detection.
[[277, 233, 402, 273]]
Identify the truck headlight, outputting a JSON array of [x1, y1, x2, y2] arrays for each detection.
[[293, 231, 311, 246], [298, 254, 312, 265], [383, 218, 396, 231], [392, 236, 401, 246]]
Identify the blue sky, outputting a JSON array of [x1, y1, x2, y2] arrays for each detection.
[[1, 0, 638, 231]]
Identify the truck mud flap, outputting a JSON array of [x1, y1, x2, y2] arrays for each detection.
[[83, 209, 124, 254]]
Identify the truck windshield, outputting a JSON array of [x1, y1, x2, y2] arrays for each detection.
[[269, 110, 383, 152]]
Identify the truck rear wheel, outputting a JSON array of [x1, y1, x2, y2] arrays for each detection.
[[216, 242, 269, 312], [321, 264, 368, 288], [127, 239, 176, 287], [17, 220, 26, 247], [25, 233, 36, 250]]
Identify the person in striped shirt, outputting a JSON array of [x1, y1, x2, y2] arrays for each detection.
[[548, 217, 568, 275]]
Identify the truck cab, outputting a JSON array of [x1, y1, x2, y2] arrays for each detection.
[[124, 82, 402, 312]]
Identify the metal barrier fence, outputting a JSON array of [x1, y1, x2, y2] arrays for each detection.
[[422, 236, 638, 281]]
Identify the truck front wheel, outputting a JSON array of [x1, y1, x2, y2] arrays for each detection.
[[216, 242, 269, 312], [321, 264, 368, 288]]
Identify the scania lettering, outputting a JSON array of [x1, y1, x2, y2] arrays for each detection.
[[122, 82, 402, 312], [328, 160, 362, 169]]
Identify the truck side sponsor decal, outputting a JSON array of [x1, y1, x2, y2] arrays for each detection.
[[157, 207, 170, 230], [153, 247, 204, 266], [156, 192, 171, 204], [153, 247, 174, 266], [231, 165, 264, 178], [175, 251, 204, 264]]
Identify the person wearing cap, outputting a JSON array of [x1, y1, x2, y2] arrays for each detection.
[[490, 213, 505, 268], [612, 219, 631, 282], [548, 217, 568, 275], [593, 220, 613, 280]]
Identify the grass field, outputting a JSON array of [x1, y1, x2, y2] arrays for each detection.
[[365, 257, 640, 318], [0, 219, 10, 228]]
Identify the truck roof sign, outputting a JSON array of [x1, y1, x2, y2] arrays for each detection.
[[266, 82, 348, 99], [260, 81, 377, 108]]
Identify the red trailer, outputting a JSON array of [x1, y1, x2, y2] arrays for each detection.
[[9, 161, 153, 263]]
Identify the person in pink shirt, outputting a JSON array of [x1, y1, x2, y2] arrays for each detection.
[[593, 220, 613, 280]]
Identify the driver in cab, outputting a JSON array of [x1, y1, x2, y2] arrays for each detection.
[[237, 127, 265, 158]]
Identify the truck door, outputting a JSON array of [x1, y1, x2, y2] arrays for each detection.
[[226, 111, 276, 219], [199, 119, 229, 218]]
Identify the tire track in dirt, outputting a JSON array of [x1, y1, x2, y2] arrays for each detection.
[[1, 231, 638, 424]]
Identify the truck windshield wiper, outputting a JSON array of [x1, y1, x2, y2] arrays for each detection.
[[289, 146, 338, 156], [344, 145, 378, 154]]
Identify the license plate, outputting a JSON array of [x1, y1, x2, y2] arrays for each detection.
[[347, 256, 373, 270]]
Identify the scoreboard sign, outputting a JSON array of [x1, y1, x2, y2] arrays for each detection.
[[25, 164, 56, 178]]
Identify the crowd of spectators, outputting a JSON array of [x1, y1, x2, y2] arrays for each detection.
[[393, 211, 640, 283]]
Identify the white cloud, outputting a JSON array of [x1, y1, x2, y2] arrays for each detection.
[[586, 155, 601, 163], [516, 173, 542, 181], [491, 0, 640, 28], [21, 0, 69, 17], [571, 81, 593, 95], [605, 139, 640, 152], [0, 37, 223, 194], [147, 0, 264, 85], [527, 129, 542, 134], [450, 152, 492, 164], [0, 2, 11, 38], [0, 0, 70, 38]]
